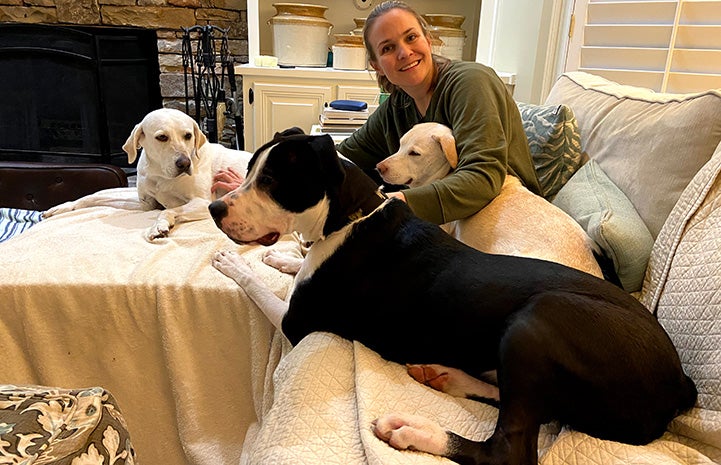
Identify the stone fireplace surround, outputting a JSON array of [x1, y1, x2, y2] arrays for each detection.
[[0, 0, 249, 127]]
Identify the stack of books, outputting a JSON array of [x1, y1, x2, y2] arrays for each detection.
[[318, 106, 371, 136]]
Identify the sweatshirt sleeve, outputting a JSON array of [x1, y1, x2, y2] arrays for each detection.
[[404, 63, 538, 224]]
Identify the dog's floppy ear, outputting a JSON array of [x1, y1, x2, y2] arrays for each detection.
[[432, 129, 458, 169], [193, 119, 208, 154], [274, 127, 305, 141], [310, 134, 345, 185], [122, 123, 143, 164]]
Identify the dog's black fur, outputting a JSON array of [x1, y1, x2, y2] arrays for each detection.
[[211, 134, 697, 465]]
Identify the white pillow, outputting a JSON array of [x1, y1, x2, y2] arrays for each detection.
[[545, 72, 721, 238]]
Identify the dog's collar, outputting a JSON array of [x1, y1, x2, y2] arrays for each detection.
[[346, 187, 388, 222]]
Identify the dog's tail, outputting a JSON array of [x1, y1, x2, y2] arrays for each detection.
[[678, 374, 698, 414]]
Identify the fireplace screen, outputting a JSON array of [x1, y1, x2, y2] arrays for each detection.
[[0, 24, 162, 168]]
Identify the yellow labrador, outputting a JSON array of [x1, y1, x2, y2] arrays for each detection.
[[375, 122, 603, 278], [44, 108, 252, 241]]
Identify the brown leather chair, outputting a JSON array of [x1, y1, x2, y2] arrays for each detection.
[[0, 162, 129, 211]]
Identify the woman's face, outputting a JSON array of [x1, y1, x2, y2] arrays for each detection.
[[367, 8, 434, 94]]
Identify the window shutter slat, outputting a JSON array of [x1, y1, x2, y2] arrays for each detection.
[[567, 0, 721, 92]]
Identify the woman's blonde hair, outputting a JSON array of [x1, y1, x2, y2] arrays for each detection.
[[362, 0, 449, 94]]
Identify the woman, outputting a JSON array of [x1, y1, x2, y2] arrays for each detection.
[[214, 0, 540, 225], [338, 0, 541, 224]]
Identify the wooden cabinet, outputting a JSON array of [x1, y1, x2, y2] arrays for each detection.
[[236, 64, 516, 152], [235, 65, 380, 151]]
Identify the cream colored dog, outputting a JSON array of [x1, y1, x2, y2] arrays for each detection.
[[44, 108, 252, 241], [375, 122, 604, 278]]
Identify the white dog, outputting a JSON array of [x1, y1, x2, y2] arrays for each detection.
[[375, 122, 604, 278], [44, 108, 252, 241]]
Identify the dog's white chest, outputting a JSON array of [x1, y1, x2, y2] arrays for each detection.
[[293, 227, 352, 292]]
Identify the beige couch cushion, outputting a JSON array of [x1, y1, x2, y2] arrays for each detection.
[[545, 72, 721, 238]]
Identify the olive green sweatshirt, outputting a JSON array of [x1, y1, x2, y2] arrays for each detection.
[[337, 61, 541, 225]]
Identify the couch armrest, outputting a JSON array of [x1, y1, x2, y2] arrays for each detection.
[[0, 161, 128, 211]]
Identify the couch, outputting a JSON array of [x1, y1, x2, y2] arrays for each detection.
[[1, 71, 720, 465]]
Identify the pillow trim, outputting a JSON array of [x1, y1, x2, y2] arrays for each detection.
[[561, 72, 721, 105]]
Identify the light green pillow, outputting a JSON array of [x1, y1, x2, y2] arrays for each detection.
[[516, 102, 585, 200], [552, 159, 653, 292]]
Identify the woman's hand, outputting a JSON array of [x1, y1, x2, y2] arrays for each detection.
[[387, 191, 406, 202], [212, 167, 245, 194]]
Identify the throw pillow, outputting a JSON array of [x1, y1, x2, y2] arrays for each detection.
[[516, 102, 585, 200], [545, 71, 721, 239], [552, 159, 654, 293]]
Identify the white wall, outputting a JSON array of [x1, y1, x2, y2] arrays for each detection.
[[477, 0, 570, 104]]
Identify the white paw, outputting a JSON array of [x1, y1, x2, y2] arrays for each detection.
[[262, 249, 303, 274], [145, 220, 171, 241], [212, 250, 253, 281], [372, 413, 449, 456]]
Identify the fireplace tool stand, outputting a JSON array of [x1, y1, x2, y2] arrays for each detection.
[[181, 25, 243, 149]]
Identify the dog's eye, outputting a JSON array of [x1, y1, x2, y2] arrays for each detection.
[[156, 134, 168, 142], [409, 150, 420, 157], [184, 132, 192, 140]]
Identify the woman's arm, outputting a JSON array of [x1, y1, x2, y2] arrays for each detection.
[[404, 63, 537, 224]]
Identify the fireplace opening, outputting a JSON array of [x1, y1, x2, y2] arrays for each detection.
[[0, 24, 162, 170]]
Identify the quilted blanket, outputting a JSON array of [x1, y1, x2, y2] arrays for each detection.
[[241, 331, 719, 464]]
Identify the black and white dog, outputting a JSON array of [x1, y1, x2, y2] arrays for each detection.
[[208, 133, 696, 465]]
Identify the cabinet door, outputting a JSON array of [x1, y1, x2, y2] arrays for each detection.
[[250, 82, 332, 150], [337, 84, 381, 106]]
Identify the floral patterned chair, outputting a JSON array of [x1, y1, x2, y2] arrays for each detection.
[[0, 384, 135, 464]]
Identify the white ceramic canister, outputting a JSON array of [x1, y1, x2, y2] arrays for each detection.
[[351, 17, 366, 36], [269, 3, 333, 67], [332, 34, 366, 70], [423, 14, 466, 61]]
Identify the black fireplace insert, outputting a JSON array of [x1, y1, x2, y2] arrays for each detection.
[[0, 24, 162, 169]]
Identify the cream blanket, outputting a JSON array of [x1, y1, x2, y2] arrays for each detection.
[[243, 332, 719, 465], [0, 188, 296, 465]]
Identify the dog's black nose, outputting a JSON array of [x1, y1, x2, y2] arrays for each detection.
[[176, 155, 191, 172], [208, 200, 228, 221]]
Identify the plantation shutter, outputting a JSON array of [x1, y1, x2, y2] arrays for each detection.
[[565, 0, 721, 92]]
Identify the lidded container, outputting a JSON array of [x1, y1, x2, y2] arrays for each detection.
[[422, 14, 466, 61], [351, 17, 366, 36], [332, 33, 366, 70], [269, 3, 333, 67]]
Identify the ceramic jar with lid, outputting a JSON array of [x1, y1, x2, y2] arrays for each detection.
[[423, 14, 466, 61], [332, 33, 367, 70], [351, 17, 366, 36], [269, 3, 333, 67]]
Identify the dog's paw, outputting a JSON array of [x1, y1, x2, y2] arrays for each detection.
[[212, 250, 254, 281], [262, 249, 303, 274], [407, 364, 452, 392], [145, 220, 171, 241], [42, 201, 76, 219], [407, 364, 500, 401], [372, 413, 449, 456]]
